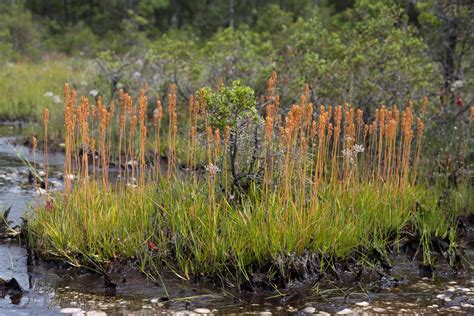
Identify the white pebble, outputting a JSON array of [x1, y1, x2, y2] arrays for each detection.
[[436, 294, 446, 299], [86, 312, 107, 316], [336, 309, 353, 314], [60, 308, 83, 314], [302, 307, 316, 314], [194, 308, 211, 314], [355, 301, 369, 307], [372, 307, 386, 313]]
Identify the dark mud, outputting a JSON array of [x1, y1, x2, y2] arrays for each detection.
[[1, 124, 474, 315]]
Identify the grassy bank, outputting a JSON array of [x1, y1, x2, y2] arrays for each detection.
[[27, 78, 473, 287], [28, 180, 471, 281], [0, 58, 94, 140]]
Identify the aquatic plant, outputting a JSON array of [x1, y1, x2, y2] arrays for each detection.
[[28, 74, 472, 286]]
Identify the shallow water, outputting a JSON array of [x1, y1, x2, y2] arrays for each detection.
[[0, 124, 473, 315]]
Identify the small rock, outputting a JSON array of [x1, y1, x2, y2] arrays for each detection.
[[436, 294, 446, 299], [448, 287, 456, 292], [461, 288, 470, 292], [336, 309, 353, 314], [315, 312, 330, 316], [444, 297, 452, 302], [301, 306, 316, 314], [355, 301, 369, 307], [259, 312, 272, 316], [372, 307, 386, 313], [194, 308, 211, 314], [59, 308, 83, 314], [86, 312, 107, 316]]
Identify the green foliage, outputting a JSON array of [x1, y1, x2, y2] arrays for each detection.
[[28, 180, 469, 281], [0, 2, 41, 61], [285, 0, 437, 109], [0, 58, 95, 139], [201, 26, 274, 89], [201, 80, 258, 129], [43, 22, 99, 57]]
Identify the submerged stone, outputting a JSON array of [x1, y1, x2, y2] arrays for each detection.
[[193, 308, 211, 314], [336, 308, 353, 314], [301, 306, 316, 313], [59, 307, 83, 314], [86, 312, 107, 316]]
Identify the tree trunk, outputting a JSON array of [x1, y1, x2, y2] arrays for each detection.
[[229, 0, 235, 29]]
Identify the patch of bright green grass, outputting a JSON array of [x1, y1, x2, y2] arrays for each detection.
[[0, 58, 95, 138], [27, 179, 471, 283]]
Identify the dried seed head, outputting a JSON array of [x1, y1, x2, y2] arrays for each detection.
[[214, 129, 220, 156], [32, 136, 37, 150], [356, 109, 363, 127], [64, 83, 70, 104], [90, 137, 96, 152], [206, 126, 213, 143], [421, 96, 428, 115], [43, 108, 50, 124], [224, 125, 231, 145], [110, 100, 115, 115]]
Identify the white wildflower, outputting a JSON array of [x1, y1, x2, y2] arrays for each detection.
[[135, 59, 144, 67], [352, 144, 365, 154], [452, 80, 464, 89], [44, 91, 54, 98], [127, 160, 138, 166], [132, 71, 141, 80], [205, 163, 221, 174], [89, 89, 99, 97], [52, 95, 61, 104], [342, 144, 365, 164], [34, 187, 47, 197]]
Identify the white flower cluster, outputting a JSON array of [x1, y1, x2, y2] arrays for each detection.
[[342, 144, 365, 164], [205, 163, 221, 174], [44, 91, 61, 104]]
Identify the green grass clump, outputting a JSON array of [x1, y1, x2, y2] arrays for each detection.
[[27, 180, 471, 283], [0, 58, 94, 139], [26, 76, 473, 286]]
